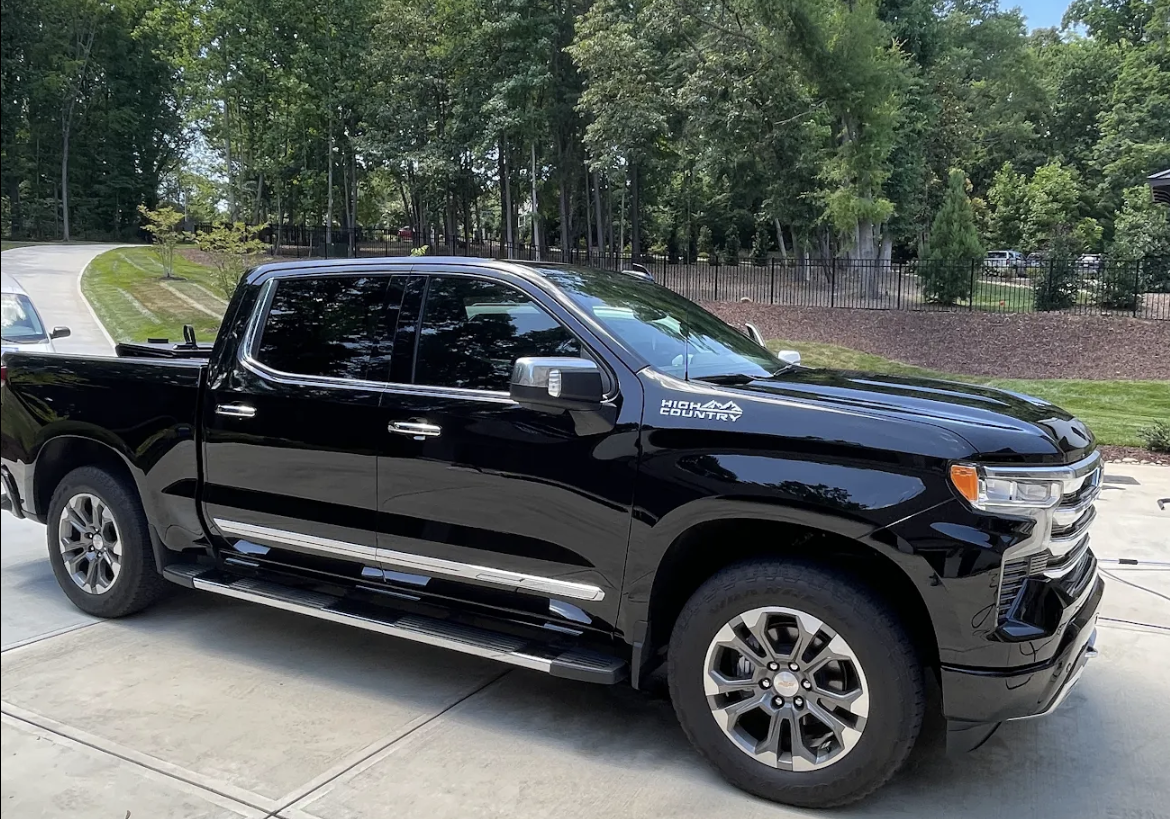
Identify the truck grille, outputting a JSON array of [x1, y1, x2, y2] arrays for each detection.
[[996, 454, 1102, 623]]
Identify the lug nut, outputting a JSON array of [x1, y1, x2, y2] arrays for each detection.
[[801, 679, 812, 690], [760, 679, 772, 689], [767, 661, 779, 671], [794, 696, 804, 708], [789, 662, 800, 672], [772, 696, 783, 707]]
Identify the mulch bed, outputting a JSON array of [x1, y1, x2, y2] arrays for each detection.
[[708, 304, 1170, 381], [1098, 446, 1170, 467]]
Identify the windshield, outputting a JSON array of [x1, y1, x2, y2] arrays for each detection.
[[1, 293, 47, 342], [538, 266, 782, 380]]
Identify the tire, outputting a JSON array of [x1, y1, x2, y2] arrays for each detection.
[[667, 559, 925, 808], [46, 465, 168, 618]]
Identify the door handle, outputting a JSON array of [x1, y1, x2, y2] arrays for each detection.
[[216, 403, 257, 418], [389, 420, 441, 439]]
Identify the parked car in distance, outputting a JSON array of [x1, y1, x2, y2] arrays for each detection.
[[1, 257, 1103, 808], [397, 225, 413, 241], [984, 250, 1026, 277], [1077, 254, 1102, 271], [1, 273, 70, 355]]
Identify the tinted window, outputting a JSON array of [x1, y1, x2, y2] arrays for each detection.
[[255, 276, 388, 380], [1, 293, 47, 341], [414, 276, 580, 391]]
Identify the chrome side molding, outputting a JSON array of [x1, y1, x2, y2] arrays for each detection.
[[212, 518, 606, 602]]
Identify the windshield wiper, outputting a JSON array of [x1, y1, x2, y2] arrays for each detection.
[[692, 373, 759, 384], [694, 365, 799, 384]]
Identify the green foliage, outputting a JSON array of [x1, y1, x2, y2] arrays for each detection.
[[1111, 185, 1170, 295], [1033, 232, 1081, 311], [987, 163, 1029, 250], [723, 227, 740, 262], [409, 244, 431, 257], [751, 223, 770, 265], [137, 204, 186, 280], [698, 226, 714, 260], [1024, 161, 1082, 252], [920, 169, 983, 304], [194, 222, 268, 298], [1139, 421, 1170, 454]]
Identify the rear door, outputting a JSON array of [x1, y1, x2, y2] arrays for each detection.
[[202, 271, 408, 573], [374, 269, 640, 630]]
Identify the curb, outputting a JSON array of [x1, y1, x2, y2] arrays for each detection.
[[76, 253, 118, 352]]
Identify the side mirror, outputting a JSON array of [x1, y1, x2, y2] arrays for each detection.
[[49, 326, 71, 340], [743, 322, 765, 346], [511, 357, 604, 409], [776, 349, 801, 366]]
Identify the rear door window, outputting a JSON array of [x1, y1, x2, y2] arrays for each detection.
[[254, 275, 389, 380]]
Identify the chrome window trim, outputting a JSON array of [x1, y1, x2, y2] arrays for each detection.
[[214, 518, 606, 602], [239, 276, 516, 404]]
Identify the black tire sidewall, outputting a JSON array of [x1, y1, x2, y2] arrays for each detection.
[[46, 466, 156, 618], [668, 560, 924, 807]]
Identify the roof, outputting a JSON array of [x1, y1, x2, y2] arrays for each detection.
[[1149, 169, 1170, 182], [1, 272, 27, 295], [1151, 169, 1170, 205]]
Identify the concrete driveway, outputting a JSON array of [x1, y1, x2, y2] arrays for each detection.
[[2, 245, 1169, 818]]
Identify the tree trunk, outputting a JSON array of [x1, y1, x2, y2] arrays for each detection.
[[774, 219, 788, 261], [593, 170, 604, 259], [558, 171, 571, 262], [529, 142, 541, 260], [501, 140, 515, 257], [224, 95, 236, 220], [60, 123, 71, 242], [584, 168, 593, 260], [618, 183, 625, 262], [629, 159, 641, 261], [325, 125, 334, 248]]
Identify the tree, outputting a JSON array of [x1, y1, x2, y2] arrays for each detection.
[[986, 163, 1030, 250], [194, 221, 268, 297], [1024, 161, 1081, 252], [138, 204, 185, 279], [1110, 185, 1170, 301], [920, 169, 984, 304]]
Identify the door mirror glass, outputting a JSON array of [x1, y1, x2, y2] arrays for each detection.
[[49, 326, 71, 340], [776, 349, 801, 366], [511, 357, 603, 409]]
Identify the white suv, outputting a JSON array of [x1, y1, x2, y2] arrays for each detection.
[[985, 250, 1025, 277], [1, 273, 70, 354]]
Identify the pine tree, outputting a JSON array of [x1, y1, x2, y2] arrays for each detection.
[[921, 169, 984, 305]]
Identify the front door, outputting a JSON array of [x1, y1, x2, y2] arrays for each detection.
[[202, 271, 404, 573], [375, 271, 639, 629]]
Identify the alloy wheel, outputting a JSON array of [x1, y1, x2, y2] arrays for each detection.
[[702, 606, 870, 771], [58, 492, 122, 595]]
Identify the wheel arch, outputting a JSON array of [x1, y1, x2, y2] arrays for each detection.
[[33, 434, 139, 518], [626, 499, 944, 688]]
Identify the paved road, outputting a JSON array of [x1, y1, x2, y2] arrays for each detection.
[[1, 243, 126, 354], [2, 244, 1169, 818]]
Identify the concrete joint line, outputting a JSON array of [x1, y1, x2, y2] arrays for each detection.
[[0, 702, 279, 814], [1, 620, 104, 654], [263, 669, 513, 819]]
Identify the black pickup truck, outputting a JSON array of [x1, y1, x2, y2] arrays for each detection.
[[0, 257, 1102, 807]]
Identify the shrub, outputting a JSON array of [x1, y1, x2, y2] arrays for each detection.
[[751, 223, 770, 265], [698, 226, 714, 261], [410, 244, 430, 257], [195, 221, 268, 298], [1033, 233, 1079, 311], [1097, 263, 1142, 312], [137, 204, 186, 279], [921, 169, 984, 305], [724, 227, 740, 262], [666, 228, 680, 264], [1139, 421, 1170, 453]]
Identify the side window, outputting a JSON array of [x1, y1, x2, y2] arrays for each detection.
[[414, 276, 580, 391], [254, 275, 388, 380]]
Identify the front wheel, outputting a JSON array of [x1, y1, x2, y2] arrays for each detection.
[[668, 559, 925, 808], [46, 465, 168, 618]]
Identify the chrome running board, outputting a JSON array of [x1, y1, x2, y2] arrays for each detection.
[[163, 565, 626, 684]]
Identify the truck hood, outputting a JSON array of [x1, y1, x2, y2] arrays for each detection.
[[715, 368, 1095, 462]]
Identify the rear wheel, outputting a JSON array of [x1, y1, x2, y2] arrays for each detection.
[[668, 559, 924, 808], [46, 466, 168, 618]]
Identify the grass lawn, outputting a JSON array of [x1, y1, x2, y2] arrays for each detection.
[[768, 339, 1169, 448], [81, 247, 227, 343], [968, 279, 1035, 312], [1, 240, 39, 251]]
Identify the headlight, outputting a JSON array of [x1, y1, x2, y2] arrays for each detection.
[[949, 464, 1062, 511]]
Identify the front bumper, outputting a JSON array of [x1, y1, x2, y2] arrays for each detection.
[[943, 575, 1103, 751]]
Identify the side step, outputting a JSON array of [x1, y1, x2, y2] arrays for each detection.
[[163, 565, 627, 684]]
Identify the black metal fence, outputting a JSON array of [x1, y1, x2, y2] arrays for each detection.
[[246, 225, 1170, 320]]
